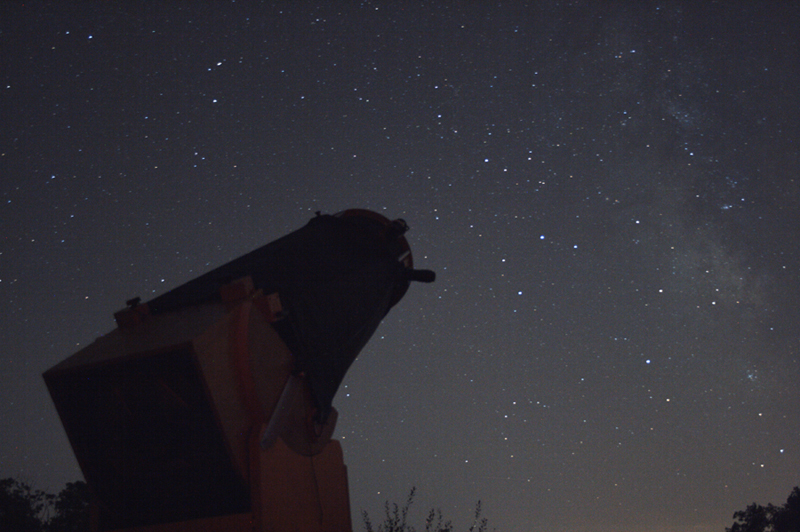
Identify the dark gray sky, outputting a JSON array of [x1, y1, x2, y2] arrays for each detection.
[[2, 2, 799, 531]]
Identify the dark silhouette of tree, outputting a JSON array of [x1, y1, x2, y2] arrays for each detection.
[[727, 486, 800, 532], [362, 487, 489, 532], [47, 481, 91, 532], [773, 488, 800, 532], [0, 478, 52, 532], [0, 478, 91, 532]]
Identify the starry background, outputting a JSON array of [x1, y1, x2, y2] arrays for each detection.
[[2, 2, 799, 531]]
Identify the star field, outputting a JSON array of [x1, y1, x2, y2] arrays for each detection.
[[2, 2, 799, 532]]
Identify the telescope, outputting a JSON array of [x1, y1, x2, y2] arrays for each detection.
[[43, 209, 434, 531]]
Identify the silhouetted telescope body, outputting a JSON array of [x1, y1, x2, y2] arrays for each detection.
[[43, 209, 434, 531], [140, 208, 433, 423]]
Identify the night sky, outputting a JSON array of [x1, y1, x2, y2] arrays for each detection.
[[2, 2, 799, 531]]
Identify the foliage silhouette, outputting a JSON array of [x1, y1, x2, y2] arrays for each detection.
[[362, 487, 489, 532], [47, 481, 91, 532], [0, 478, 52, 532], [0, 478, 91, 532], [727, 486, 800, 532]]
